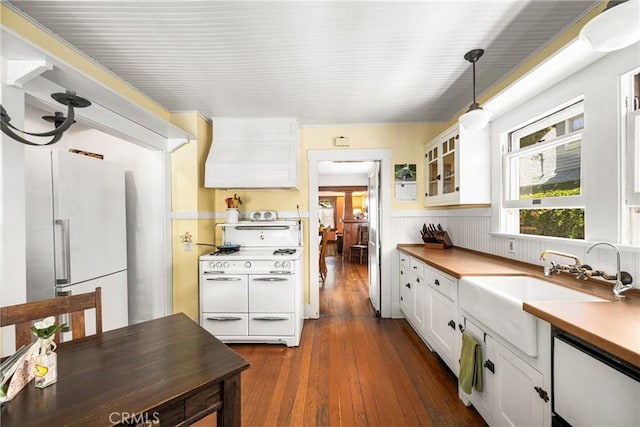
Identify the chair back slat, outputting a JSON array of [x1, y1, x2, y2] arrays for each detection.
[[0, 288, 103, 350]]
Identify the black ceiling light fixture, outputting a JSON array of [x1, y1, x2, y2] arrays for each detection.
[[1, 90, 91, 146], [458, 48, 492, 131], [579, 0, 640, 52]]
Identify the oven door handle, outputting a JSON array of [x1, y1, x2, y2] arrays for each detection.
[[206, 316, 243, 321], [252, 277, 289, 282], [203, 271, 225, 275], [252, 316, 289, 321], [206, 277, 243, 281]]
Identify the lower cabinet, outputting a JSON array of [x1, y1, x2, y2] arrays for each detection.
[[459, 316, 547, 427], [398, 250, 550, 427], [427, 287, 457, 375], [491, 336, 545, 427]]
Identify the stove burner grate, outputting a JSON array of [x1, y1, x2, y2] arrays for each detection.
[[211, 247, 240, 255], [273, 248, 297, 255]]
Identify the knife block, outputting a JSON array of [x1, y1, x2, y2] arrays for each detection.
[[422, 231, 453, 249]]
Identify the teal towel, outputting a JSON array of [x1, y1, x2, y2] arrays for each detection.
[[459, 332, 483, 394]]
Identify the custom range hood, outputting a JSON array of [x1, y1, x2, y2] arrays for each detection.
[[204, 117, 299, 189]]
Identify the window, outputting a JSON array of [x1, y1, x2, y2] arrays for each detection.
[[623, 69, 640, 245], [503, 101, 585, 239]]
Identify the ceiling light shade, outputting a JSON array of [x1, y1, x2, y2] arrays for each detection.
[[459, 105, 492, 131], [458, 48, 491, 131], [0, 91, 91, 146], [579, 0, 640, 52]]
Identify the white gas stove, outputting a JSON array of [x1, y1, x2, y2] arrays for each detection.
[[199, 219, 304, 347]]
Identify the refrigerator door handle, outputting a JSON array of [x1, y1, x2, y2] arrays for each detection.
[[55, 219, 71, 285], [55, 289, 71, 333]]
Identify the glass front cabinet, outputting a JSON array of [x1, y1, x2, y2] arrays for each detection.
[[424, 125, 490, 207]]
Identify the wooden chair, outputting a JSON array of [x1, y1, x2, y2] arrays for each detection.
[[349, 225, 369, 264], [319, 228, 329, 283], [0, 288, 102, 349]]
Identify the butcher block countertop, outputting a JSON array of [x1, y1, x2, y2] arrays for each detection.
[[397, 244, 640, 367]]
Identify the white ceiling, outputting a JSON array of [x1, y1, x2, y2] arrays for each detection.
[[7, 1, 598, 125]]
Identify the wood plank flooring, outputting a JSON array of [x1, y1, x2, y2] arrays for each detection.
[[224, 252, 487, 426]]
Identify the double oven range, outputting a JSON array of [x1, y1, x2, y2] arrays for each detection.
[[199, 220, 304, 347]]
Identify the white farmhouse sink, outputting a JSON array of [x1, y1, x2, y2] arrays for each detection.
[[459, 276, 607, 357]]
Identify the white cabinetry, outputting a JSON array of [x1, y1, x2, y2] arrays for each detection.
[[491, 336, 545, 427], [204, 117, 299, 189], [398, 253, 459, 375], [458, 315, 549, 427], [424, 125, 490, 206], [424, 266, 459, 375], [399, 255, 426, 335]]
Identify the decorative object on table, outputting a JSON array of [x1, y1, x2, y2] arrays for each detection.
[[420, 223, 453, 249], [0, 343, 37, 403], [31, 316, 65, 388]]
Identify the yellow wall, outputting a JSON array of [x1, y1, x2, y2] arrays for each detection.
[[170, 113, 215, 319]]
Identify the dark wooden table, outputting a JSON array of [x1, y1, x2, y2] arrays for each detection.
[[1, 313, 250, 426]]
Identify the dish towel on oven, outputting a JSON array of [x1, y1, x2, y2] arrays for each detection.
[[459, 332, 483, 394]]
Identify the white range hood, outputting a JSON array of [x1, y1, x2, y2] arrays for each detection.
[[204, 117, 299, 189]]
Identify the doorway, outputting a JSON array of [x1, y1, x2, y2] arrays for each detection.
[[308, 149, 392, 319]]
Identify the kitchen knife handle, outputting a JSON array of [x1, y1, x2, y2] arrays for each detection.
[[55, 219, 71, 285]]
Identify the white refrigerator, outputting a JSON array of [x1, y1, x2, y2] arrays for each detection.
[[25, 148, 128, 333]]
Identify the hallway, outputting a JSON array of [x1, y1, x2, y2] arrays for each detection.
[[228, 254, 487, 426]]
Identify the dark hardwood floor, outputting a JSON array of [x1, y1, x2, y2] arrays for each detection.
[[224, 249, 487, 426]]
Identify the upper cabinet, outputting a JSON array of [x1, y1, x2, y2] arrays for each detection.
[[204, 117, 299, 189], [424, 124, 490, 206]]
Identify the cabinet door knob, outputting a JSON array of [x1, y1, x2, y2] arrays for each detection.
[[405, 283, 411, 289], [534, 386, 550, 402], [455, 186, 460, 191], [434, 279, 440, 286], [447, 320, 455, 329], [416, 277, 420, 283], [425, 192, 429, 197], [436, 174, 441, 180]]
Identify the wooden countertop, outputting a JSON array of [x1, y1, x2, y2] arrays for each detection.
[[397, 244, 640, 367]]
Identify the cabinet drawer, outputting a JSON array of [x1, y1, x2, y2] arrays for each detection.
[[399, 254, 410, 268], [201, 313, 248, 336], [249, 313, 294, 336], [410, 258, 424, 277], [201, 275, 248, 312], [249, 276, 294, 312], [428, 270, 455, 300]]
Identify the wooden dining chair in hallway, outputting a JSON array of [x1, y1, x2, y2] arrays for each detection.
[[0, 288, 102, 349], [349, 224, 369, 264], [319, 228, 329, 283]]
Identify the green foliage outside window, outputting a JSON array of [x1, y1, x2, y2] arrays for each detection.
[[519, 188, 584, 239]]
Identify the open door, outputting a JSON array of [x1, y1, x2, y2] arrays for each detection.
[[367, 161, 381, 316]]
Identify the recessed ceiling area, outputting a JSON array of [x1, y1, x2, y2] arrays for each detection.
[[6, 1, 598, 125]]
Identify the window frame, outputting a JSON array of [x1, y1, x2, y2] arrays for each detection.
[[501, 100, 585, 237]]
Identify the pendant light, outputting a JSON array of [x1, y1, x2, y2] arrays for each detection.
[[579, 0, 640, 52], [0, 91, 91, 146], [458, 49, 492, 131]]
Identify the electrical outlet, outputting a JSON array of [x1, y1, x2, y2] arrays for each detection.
[[508, 239, 516, 254]]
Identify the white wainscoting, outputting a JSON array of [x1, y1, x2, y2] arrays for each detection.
[[391, 211, 639, 316]]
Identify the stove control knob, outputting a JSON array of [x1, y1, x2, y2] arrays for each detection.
[[274, 262, 281, 269], [216, 262, 223, 268], [209, 262, 215, 269], [282, 261, 290, 269], [244, 261, 252, 269], [223, 262, 230, 268]]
